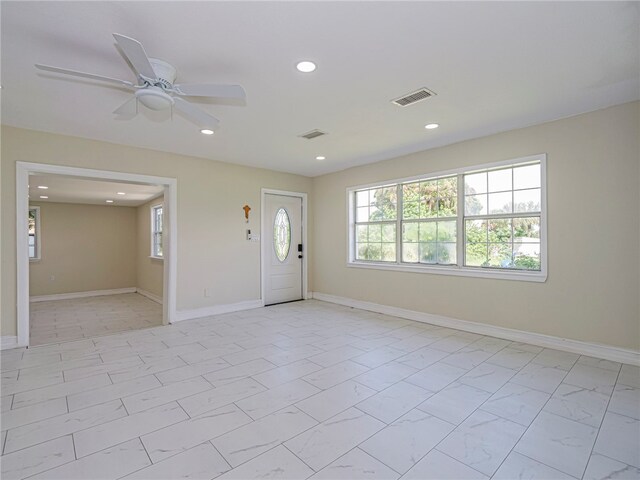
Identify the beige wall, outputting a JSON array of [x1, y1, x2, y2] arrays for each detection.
[[1, 128, 313, 336], [29, 202, 137, 296], [312, 102, 640, 351], [137, 196, 164, 299]]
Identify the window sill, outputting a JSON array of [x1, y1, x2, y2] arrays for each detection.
[[347, 261, 546, 283], [149, 256, 164, 261], [29, 258, 41, 263]]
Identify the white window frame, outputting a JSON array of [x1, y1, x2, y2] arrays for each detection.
[[347, 154, 547, 282], [150, 204, 163, 259], [28, 206, 41, 262]]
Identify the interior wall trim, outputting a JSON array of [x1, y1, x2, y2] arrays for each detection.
[[174, 299, 263, 323], [1, 336, 18, 351], [312, 292, 640, 366], [136, 288, 163, 304], [29, 287, 137, 303]]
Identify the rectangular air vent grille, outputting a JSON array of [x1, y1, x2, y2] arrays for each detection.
[[299, 129, 327, 140], [392, 88, 436, 107]]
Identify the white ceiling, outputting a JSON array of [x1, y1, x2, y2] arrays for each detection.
[[2, 2, 638, 177], [28, 174, 164, 206]]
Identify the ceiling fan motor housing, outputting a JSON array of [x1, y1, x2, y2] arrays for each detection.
[[135, 86, 174, 110]]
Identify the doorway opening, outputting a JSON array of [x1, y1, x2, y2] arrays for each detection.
[[16, 162, 177, 348]]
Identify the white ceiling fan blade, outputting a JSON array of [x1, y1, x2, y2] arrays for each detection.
[[113, 97, 138, 116], [174, 83, 246, 99], [173, 97, 220, 129], [35, 64, 134, 88], [112, 33, 157, 81]]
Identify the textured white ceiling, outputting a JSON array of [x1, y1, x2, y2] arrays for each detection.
[[28, 174, 164, 206], [2, 1, 638, 176]]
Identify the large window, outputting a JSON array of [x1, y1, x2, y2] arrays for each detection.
[[28, 206, 41, 260], [151, 204, 163, 258], [348, 155, 546, 281]]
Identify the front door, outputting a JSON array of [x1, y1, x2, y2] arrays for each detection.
[[264, 194, 303, 305]]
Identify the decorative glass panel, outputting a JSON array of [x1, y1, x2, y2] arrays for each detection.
[[273, 208, 291, 262]]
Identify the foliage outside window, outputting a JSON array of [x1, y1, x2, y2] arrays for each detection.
[[151, 204, 163, 258], [29, 206, 40, 260], [349, 155, 546, 281]]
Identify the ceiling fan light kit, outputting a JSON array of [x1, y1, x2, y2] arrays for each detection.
[[35, 33, 246, 133]]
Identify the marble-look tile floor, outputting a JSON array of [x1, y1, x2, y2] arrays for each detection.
[[29, 293, 163, 346], [1, 299, 638, 479]]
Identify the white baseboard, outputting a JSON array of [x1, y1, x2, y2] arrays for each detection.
[[174, 299, 263, 322], [30, 287, 137, 303], [1, 336, 19, 350], [136, 288, 163, 304], [313, 292, 640, 366]]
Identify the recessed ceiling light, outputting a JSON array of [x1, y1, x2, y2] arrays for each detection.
[[116, 192, 126, 195], [425, 123, 439, 130], [316, 156, 326, 161], [296, 61, 316, 73], [37, 185, 48, 189], [200, 129, 214, 135], [106, 200, 114, 203], [39, 196, 48, 199]]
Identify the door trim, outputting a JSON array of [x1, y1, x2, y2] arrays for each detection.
[[261, 189, 308, 306], [16, 161, 178, 348]]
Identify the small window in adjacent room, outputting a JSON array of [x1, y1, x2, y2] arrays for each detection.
[[28, 206, 41, 261], [151, 204, 163, 258]]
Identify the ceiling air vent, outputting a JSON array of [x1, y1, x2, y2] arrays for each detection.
[[392, 87, 437, 107], [299, 129, 327, 140]]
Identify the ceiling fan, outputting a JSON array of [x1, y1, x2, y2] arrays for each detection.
[[35, 34, 246, 132]]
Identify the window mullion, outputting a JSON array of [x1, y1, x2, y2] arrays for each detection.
[[457, 173, 464, 267], [396, 184, 402, 265]]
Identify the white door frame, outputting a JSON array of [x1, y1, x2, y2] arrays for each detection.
[[261, 189, 308, 305], [16, 161, 178, 347]]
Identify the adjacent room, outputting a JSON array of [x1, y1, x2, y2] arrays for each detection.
[[1, 2, 638, 480], [27, 174, 165, 346]]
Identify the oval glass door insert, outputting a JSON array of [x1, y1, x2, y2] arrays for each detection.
[[274, 207, 291, 262]]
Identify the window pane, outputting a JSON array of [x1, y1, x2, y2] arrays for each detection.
[[465, 194, 487, 215], [370, 187, 397, 220], [403, 183, 420, 201], [513, 243, 541, 270], [368, 224, 382, 242], [419, 222, 437, 242], [403, 201, 420, 220], [465, 219, 487, 244], [273, 208, 291, 262], [437, 221, 456, 242], [402, 222, 419, 242], [438, 196, 457, 217], [514, 164, 541, 190], [465, 243, 488, 266], [513, 217, 540, 241], [402, 242, 419, 262], [514, 188, 541, 213], [419, 243, 437, 263], [382, 224, 396, 242], [438, 176, 457, 197], [488, 191, 512, 214], [488, 243, 513, 268], [356, 225, 368, 243], [488, 168, 512, 192], [357, 243, 382, 261], [420, 199, 438, 219], [381, 243, 396, 262], [356, 207, 369, 222], [488, 218, 512, 243], [438, 243, 457, 264], [356, 190, 369, 207], [465, 172, 487, 194]]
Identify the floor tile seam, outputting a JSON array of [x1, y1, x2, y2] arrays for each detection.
[[9, 376, 115, 410], [2, 398, 128, 456], [580, 366, 622, 479], [430, 447, 491, 479], [484, 363, 577, 478]]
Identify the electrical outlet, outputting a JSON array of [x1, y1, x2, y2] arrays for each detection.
[[204, 288, 211, 297], [49, 275, 55, 281]]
